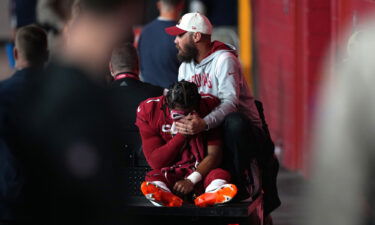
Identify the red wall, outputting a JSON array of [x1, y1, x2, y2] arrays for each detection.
[[253, 0, 296, 170], [253, 0, 375, 173], [253, 0, 331, 172]]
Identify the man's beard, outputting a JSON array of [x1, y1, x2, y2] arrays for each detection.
[[177, 41, 198, 62]]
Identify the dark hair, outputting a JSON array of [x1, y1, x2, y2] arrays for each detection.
[[46, 0, 76, 25], [110, 42, 138, 73], [166, 80, 201, 110], [15, 24, 48, 66], [160, 0, 184, 7]]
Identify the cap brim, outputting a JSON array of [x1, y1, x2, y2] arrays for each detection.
[[165, 26, 187, 36]]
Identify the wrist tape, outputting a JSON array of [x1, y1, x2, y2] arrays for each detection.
[[186, 171, 202, 184]]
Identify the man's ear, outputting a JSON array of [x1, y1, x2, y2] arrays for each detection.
[[192, 32, 202, 43]]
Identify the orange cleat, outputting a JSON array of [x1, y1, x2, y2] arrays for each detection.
[[194, 184, 238, 207], [140, 181, 183, 207]]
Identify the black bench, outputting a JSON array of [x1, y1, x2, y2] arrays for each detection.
[[123, 164, 263, 225], [124, 195, 263, 225]]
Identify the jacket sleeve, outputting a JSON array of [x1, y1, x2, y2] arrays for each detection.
[[203, 53, 240, 129], [135, 103, 188, 169]]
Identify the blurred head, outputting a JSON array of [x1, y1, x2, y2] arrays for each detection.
[[109, 43, 139, 77], [166, 80, 201, 113], [14, 24, 48, 69], [165, 13, 212, 62], [62, 0, 140, 78]]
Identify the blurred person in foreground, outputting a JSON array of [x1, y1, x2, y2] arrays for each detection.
[[136, 81, 237, 207], [308, 23, 375, 225], [4, 1, 141, 225], [37, 0, 135, 61], [165, 12, 280, 216], [109, 42, 163, 150], [138, 0, 185, 88], [0, 24, 48, 224]]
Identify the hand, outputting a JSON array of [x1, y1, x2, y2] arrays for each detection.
[[173, 179, 194, 195], [175, 114, 206, 135]]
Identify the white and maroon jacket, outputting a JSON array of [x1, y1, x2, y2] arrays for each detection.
[[178, 41, 262, 129]]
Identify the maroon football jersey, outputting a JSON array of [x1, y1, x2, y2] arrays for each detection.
[[136, 94, 221, 170]]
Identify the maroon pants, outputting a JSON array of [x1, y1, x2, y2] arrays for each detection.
[[145, 167, 231, 194]]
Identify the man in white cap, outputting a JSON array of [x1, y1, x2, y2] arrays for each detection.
[[165, 12, 280, 216]]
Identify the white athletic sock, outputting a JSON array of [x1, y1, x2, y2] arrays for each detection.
[[205, 179, 227, 192], [150, 181, 171, 192]]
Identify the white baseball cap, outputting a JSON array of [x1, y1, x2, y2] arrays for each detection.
[[165, 12, 213, 36]]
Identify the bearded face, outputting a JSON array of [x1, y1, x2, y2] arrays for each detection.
[[176, 33, 198, 62]]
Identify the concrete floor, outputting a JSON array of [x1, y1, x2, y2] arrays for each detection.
[[272, 168, 307, 225]]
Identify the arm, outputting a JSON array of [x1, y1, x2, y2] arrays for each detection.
[[195, 144, 223, 177], [173, 144, 223, 195], [175, 54, 241, 135], [135, 103, 188, 169], [174, 128, 223, 194], [173, 143, 222, 195], [203, 53, 241, 130], [196, 126, 223, 177], [137, 120, 187, 170]]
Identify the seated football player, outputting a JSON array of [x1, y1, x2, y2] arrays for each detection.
[[136, 80, 237, 207]]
